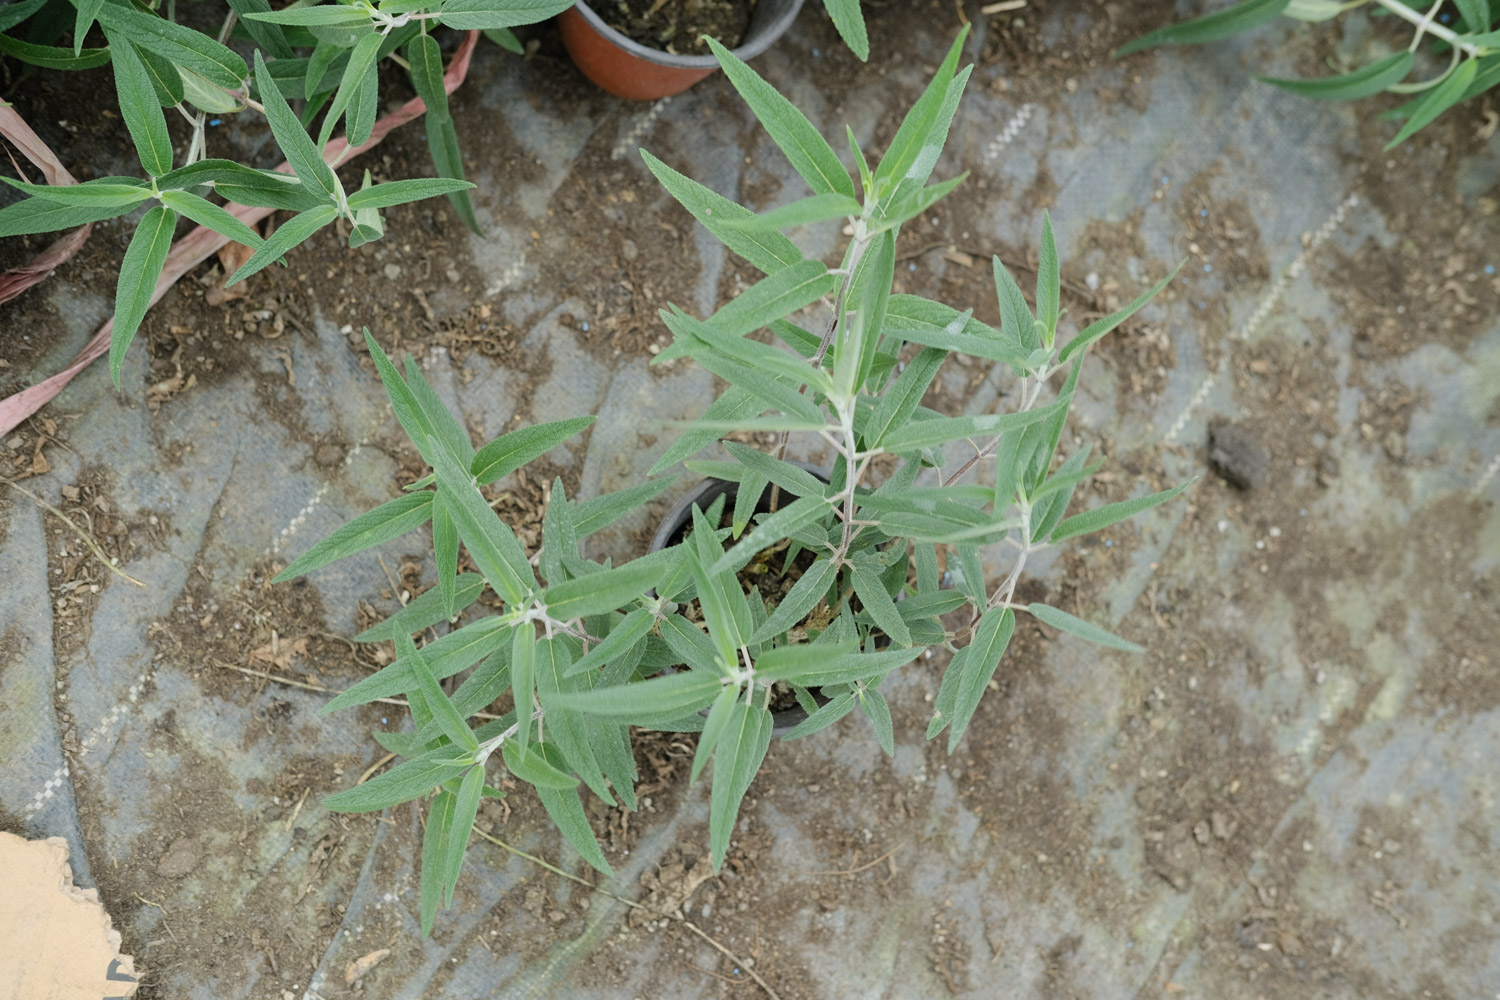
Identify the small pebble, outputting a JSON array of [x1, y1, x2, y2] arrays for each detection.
[[384, 263, 402, 280]]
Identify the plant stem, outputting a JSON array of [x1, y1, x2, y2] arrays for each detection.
[[1371, 0, 1483, 55]]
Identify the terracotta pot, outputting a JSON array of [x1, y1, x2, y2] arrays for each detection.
[[649, 462, 830, 735], [558, 0, 806, 101]]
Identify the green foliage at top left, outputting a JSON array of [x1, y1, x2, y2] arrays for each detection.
[[0, 0, 575, 387]]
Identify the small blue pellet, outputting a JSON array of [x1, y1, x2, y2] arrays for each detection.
[[1485, 264, 1495, 275], [1199, 209, 1207, 217], [582, 321, 590, 331], [209, 119, 221, 126], [1204, 264, 1212, 273]]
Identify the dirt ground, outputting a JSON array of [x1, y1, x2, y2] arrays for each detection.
[[2, 1, 1499, 998]]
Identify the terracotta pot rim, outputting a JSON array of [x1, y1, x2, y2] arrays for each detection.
[[569, 0, 805, 70]]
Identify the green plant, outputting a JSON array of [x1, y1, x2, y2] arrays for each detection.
[[1119, 0, 1500, 147], [0, 0, 577, 387], [277, 27, 1189, 934]]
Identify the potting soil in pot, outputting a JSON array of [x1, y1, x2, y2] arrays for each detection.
[[598, 0, 755, 54]]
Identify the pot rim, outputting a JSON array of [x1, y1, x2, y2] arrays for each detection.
[[570, 0, 805, 70]]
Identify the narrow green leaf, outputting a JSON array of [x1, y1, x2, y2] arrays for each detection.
[[326, 616, 514, 711], [692, 685, 742, 784], [432, 437, 536, 605], [318, 31, 383, 147], [441, 765, 484, 903], [109, 205, 177, 389], [661, 306, 832, 396], [1027, 603, 1143, 653], [95, 3, 248, 88], [0, 32, 110, 70], [851, 562, 912, 647], [1, 177, 152, 208], [136, 47, 185, 107], [641, 150, 802, 275], [225, 204, 338, 286], [782, 688, 858, 740], [72, 0, 106, 56], [323, 746, 471, 812], [1116, 0, 1292, 57], [873, 29, 968, 201], [484, 26, 524, 53], [884, 295, 1027, 366], [571, 475, 679, 538], [866, 348, 945, 449], [543, 670, 724, 724], [705, 37, 854, 199], [1059, 260, 1182, 363], [755, 644, 921, 687], [933, 608, 1012, 750], [0, 0, 49, 34], [880, 397, 1065, 453], [1047, 480, 1192, 543], [225, 0, 294, 59], [534, 744, 613, 875], [472, 416, 594, 485], [354, 573, 485, 641], [748, 557, 838, 644], [438, 0, 577, 30], [534, 639, 613, 803], [159, 190, 264, 248], [1385, 58, 1479, 149], [710, 495, 828, 577], [274, 491, 434, 581], [859, 684, 894, 756], [419, 789, 456, 935], [1259, 51, 1414, 99], [1036, 211, 1060, 342], [0, 196, 130, 238], [245, 5, 371, 25], [402, 632, 478, 753], [720, 192, 862, 232], [253, 50, 338, 202], [649, 385, 762, 475], [709, 695, 772, 871], [544, 552, 668, 621], [723, 442, 828, 500], [349, 56, 379, 148], [564, 608, 654, 677], [510, 626, 536, 752], [822, 0, 869, 60], [705, 258, 835, 339]]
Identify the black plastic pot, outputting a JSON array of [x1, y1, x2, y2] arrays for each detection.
[[648, 464, 829, 735]]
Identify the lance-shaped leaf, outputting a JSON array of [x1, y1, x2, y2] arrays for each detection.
[[402, 632, 479, 753], [880, 396, 1066, 453], [851, 560, 912, 646], [534, 639, 613, 803], [1117, 0, 1292, 57], [782, 687, 858, 740], [692, 685, 742, 784], [109, 205, 178, 389], [682, 349, 826, 426], [1036, 211, 1060, 343], [1027, 603, 1143, 653], [564, 608, 655, 677], [323, 745, 471, 812], [109, 36, 173, 176], [225, 204, 339, 286], [748, 556, 839, 644], [318, 31, 383, 146], [159, 190, 265, 249], [1260, 51, 1414, 100], [755, 644, 921, 687], [710, 495, 829, 577], [690, 507, 750, 663], [226, 0, 294, 58], [885, 295, 1027, 365], [641, 150, 802, 276], [650, 385, 762, 474], [928, 608, 1013, 750], [253, 50, 338, 202], [1058, 260, 1182, 364], [510, 626, 536, 752], [543, 669, 724, 725], [442, 765, 484, 904], [543, 550, 670, 621], [873, 29, 969, 207], [1047, 480, 1192, 543], [1385, 57, 1479, 149], [472, 416, 594, 484], [719, 192, 862, 232], [419, 788, 456, 935], [0, 33, 110, 70], [344, 177, 476, 211], [327, 616, 514, 710], [355, 573, 485, 641], [403, 354, 472, 462], [0, 196, 133, 238], [571, 476, 679, 538], [2, 177, 153, 208], [659, 614, 721, 670], [705, 37, 854, 200], [865, 347, 945, 449], [431, 437, 536, 605], [663, 305, 834, 396], [859, 684, 895, 756], [696, 258, 835, 342], [532, 745, 613, 875], [95, 2, 248, 87], [439, 0, 578, 30], [407, 32, 481, 235], [273, 491, 434, 581], [822, 0, 869, 60], [709, 695, 772, 871]]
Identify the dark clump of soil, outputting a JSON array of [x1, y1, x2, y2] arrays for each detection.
[[595, 0, 754, 53]]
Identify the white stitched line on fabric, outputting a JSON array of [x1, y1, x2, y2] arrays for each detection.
[[983, 103, 1035, 164], [1164, 194, 1358, 444], [612, 97, 672, 161]]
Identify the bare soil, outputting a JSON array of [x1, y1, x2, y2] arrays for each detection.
[[595, 0, 755, 54]]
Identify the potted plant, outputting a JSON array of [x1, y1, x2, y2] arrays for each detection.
[[558, 0, 874, 100], [0, 0, 575, 394], [277, 27, 1190, 934]]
